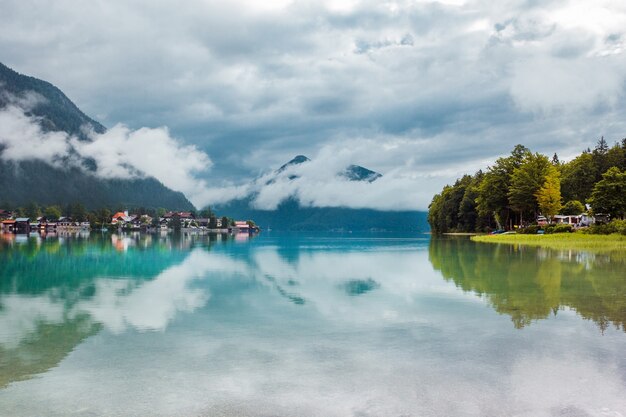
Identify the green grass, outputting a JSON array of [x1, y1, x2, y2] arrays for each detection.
[[471, 232, 626, 251]]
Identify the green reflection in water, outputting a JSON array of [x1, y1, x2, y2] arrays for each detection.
[[0, 316, 101, 389], [429, 237, 626, 331], [0, 232, 229, 388]]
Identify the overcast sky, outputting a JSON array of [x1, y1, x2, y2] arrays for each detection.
[[1, 0, 626, 209]]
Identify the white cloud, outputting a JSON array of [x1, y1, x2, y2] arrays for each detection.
[[69, 124, 213, 204], [0, 105, 71, 165], [0, 103, 214, 207]]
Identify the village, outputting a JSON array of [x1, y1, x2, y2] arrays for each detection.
[[0, 209, 259, 235]]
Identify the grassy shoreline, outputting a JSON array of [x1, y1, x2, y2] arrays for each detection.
[[471, 233, 626, 251]]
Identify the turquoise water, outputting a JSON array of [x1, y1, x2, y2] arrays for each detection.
[[0, 232, 625, 416]]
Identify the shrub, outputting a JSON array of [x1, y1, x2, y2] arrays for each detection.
[[545, 224, 573, 234], [518, 225, 541, 234], [585, 219, 626, 235]]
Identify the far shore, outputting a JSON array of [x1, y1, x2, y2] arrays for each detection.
[[471, 233, 626, 251]]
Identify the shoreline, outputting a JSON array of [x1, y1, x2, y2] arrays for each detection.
[[471, 233, 626, 251]]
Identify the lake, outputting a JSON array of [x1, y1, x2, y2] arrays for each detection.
[[0, 232, 625, 416]]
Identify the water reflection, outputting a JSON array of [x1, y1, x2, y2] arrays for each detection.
[[0, 233, 625, 417], [0, 233, 236, 387], [429, 237, 626, 331]]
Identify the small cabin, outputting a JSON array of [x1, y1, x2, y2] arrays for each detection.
[[14, 218, 31, 234]]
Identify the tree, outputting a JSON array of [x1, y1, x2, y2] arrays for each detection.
[[44, 205, 62, 220], [458, 172, 485, 232], [535, 165, 562, 221], [221, 216, 230, 229], [199, 207, 213, 218], [24, 202, 41, 219], [208, 215, 218, 229], [71, 203, 87, 222], [98, 208, 112, 224], [561, 153, 597, 202], [87, 211, 99, 226], [170, 214, 182, 232], [606, 143, 626, 171], [589, 167, 626, 219], [561, 200, 585, 215], [427, 176, 472, 234], [476, 145, 530, 229], [508, 153, 551, 224], [592, 136, 612, 182]]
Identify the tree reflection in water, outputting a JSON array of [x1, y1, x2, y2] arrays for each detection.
[[429, 237, 626, 331]]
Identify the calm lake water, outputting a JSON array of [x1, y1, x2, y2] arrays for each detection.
[[0, 232, 625, 417]]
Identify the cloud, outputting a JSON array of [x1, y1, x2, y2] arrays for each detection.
[[195, 138, 450, 210], [0, 104, 71, 164], [0, 99, 448, 210], [0, 103, 213, 207], [2, 0, 626, 208], [69, 124, 213, 204]]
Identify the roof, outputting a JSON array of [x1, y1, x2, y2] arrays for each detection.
[[2, 220, 16, 224], [164, 211, 195, 218], [15, 218, 31, 222]]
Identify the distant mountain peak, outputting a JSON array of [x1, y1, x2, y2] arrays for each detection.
[[277, 155, 311, 173], [342, 165, 382, 183], [273, 155, 381, 183]]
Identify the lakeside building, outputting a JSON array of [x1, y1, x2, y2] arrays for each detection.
[[234, 221, 250, 233], [1, 219, 16, 233]]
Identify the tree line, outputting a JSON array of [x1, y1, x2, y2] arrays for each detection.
[[428, 138, 626, 234]]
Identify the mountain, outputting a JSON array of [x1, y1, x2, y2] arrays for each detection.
[[0, 62, 194, 210], [0, 62, 105, 139], [277, 155, 310, 173], [342, 164, 382, 182], [216, 156, 428, 232]]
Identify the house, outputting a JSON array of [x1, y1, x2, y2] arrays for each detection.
[[553, 215, 579, 225], [58, 217, 75, 228], [577, 213, 595, 227], [195, 218, 210, 228], [44, 220, 58, 232], [594, 213, 610, 224], [111, 211, 132, 224], [0, 209, 13, 220], [234, 221, 250, 233], [1, 219, 16, 233], [14, 218, 31, 234], [29, 219, 41, 231]]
